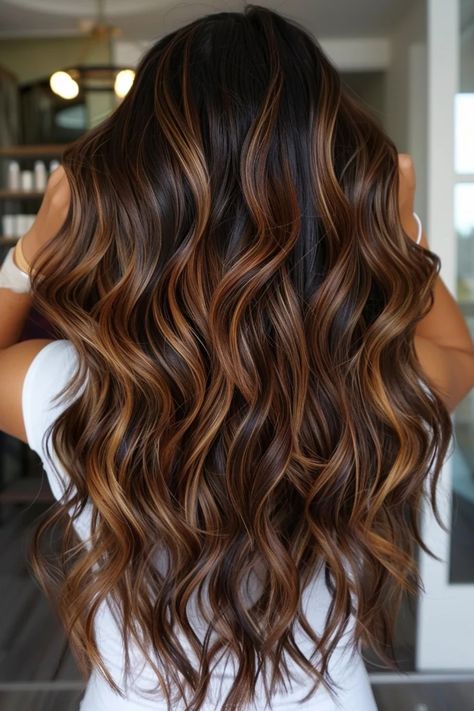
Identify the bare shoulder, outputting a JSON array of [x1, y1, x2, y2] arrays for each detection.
[[0, 338, 56, 443]]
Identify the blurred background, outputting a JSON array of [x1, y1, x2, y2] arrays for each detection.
[[0, 1, 473, 709]]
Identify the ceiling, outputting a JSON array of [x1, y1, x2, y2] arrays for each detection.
[[0, 0, 417, 41]]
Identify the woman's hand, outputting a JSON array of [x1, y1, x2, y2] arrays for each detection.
[[20, 164, 71, 266], [398, 153, 423, 244]]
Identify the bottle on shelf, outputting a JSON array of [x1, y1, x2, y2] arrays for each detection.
[[7, 160, 20, 190], [2, 214, 16, 238], [20, 170, 34, 192], [17, 214, 35, 234], [49, 159, 60, 174], [1, 214, 35, 240], [34, 160, 47, 190]]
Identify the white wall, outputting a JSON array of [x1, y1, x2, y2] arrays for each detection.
[[112, 36, 391, 72]]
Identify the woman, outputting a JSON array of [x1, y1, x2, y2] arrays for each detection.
[[0, 5, 472, 710]]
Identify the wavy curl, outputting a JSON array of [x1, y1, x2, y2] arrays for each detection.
[[29, 5, 453, 710]]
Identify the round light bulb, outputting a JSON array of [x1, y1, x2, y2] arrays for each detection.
[[49, 70, 79, 100], [114, 69, 135, 98]]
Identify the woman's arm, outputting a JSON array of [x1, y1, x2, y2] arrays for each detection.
[[0, 166, 69, 441], [0, 288, 34, 349], [0, 164, 70, 349], [399, 153, 474, 413]]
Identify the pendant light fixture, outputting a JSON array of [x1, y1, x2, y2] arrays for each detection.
[[49, 0, 135, 100]]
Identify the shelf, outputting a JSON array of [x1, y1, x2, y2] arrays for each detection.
[[0, 189, 44, 199], [0, 144, 68, 157]]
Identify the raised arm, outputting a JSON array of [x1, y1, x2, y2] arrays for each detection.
[[398, 153, 474, 413]]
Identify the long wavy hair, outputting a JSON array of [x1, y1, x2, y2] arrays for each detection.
[[29, 5, 453, 710]]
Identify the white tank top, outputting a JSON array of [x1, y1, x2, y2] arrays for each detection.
[[22, 339, 378, 711]]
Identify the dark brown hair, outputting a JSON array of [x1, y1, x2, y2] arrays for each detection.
[[30, 4, 452, 710]]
